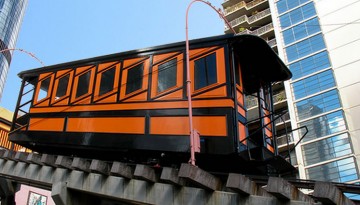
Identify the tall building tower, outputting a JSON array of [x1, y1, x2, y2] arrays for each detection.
[[0, 0, 28, 100], [223, 0, 360, 185]]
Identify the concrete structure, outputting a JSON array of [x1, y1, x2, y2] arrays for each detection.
[[222, 0, 360, 193], [1, 150, 359, 204], [0, 0, 28, 100]]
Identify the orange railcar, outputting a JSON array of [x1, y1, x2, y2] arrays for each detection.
[[9, 34, 292, 174]]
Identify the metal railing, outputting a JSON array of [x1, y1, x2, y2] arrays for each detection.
[[267, 38, 277, 47], [245, 90, 286, 109], [245, 95, 258, 108], [226, 15, 247, 30], [252, 23, 273, 36], [225, 8, 271, 30], [273, 90, 286, 103], [274, 112, 290, 125], [224, 0, 267, 15], [277, 133, 294, 147], [224, 1, 246, 15], [246, 0, 267, 9], [248, 8, 271, 23], [237, 22, 273, 36]]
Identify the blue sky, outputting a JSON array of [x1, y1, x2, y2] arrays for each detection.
[[0, 0, 225, 111]]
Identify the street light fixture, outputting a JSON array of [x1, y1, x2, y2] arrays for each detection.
[[185, 0, 235, 166]]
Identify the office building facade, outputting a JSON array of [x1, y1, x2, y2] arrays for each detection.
[[0, 0, 28, 100], [223, 0, 360, 184]]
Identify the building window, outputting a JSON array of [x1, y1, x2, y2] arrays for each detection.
[[283, 17, 321, 45], [306, 157, 358, 182], [299, 110, 347, 142], [279, 2, 316, 28], [276, 0, 310, 15], [302, 133, 352, 166], [76, 70, 91, 98], [289, 51, 331, 80], [126, 63, 144, 95], [157, 58, 177, 93], [292, 70, 335, 99], [286, 34, 326, 62], [194, 53, 217, 90], [295, 89, 341, 120], [36, 76, 51, 102], [99, 67, 116, 96], [55, 74, 70, 99]]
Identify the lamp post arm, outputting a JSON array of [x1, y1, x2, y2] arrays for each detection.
[[185, 0, 235, 166]]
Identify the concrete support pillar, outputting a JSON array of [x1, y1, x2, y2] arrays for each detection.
[[71, 157, 90, 172], [0, 178, 15, 205], [179, 163, 222, 190], [110, 161, 133, 179], [160, 167, 184, 185], [134, 164, 158, 182], [313, 182, 355, 205], [226, 173, 258, 195], [266, 177, 313, 203], [90, 159, 109, 175], [51, 182, 71, 205]]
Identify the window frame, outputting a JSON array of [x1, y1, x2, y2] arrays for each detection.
[[189, 48, 226, 94], [120, 58, 150, 100], [51, 70, 74, 105], [33, 73, 54, 106], [93, 62, 121, 102], [151, 53, 183, 98], [70, 65, 96, 104]]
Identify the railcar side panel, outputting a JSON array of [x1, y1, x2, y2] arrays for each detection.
[[10, 35, 293, 172], [150, 116, 227, 136]]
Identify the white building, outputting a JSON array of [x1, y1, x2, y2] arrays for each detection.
[[223, 0, 360, 186]]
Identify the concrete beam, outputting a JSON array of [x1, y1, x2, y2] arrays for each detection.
[[41, 154, 56, 166], [0, 178, 14, 197], [160, 167, 184, 186], [313, 181, 355, 205], [226, 173, 257, 195], [110, 161, 133, 179], [1, 151, 359, 205], [90, 159, 109, 175], [266, 177, 313, 203], [51, 182, 71, 205], [13, 152, 29, 162], [27, 153, 42, 165], [71, 157, 90, 172], [55, 155, 73, 169], [2, 150, 14, 159], [0, 149, 5, 157], [134, 164, 158, 183], [178, 163, 222, 191]]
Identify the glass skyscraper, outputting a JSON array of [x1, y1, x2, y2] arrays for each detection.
[[0, 0, 28, 100], [276, 0, 358, 183], [223, 0, 360, 186]]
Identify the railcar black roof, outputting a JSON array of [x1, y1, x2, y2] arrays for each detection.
[[18, 34, 291, 94]]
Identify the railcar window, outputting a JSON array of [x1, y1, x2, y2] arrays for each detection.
[[37, 77, 51, 102], [157, 58, 177, 93], [99, 67, 116, 96], [194, 53, 217, 90], [126, 63, 143, 94], [76, 70, 91, 98], [55, 74, 70, 99]]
